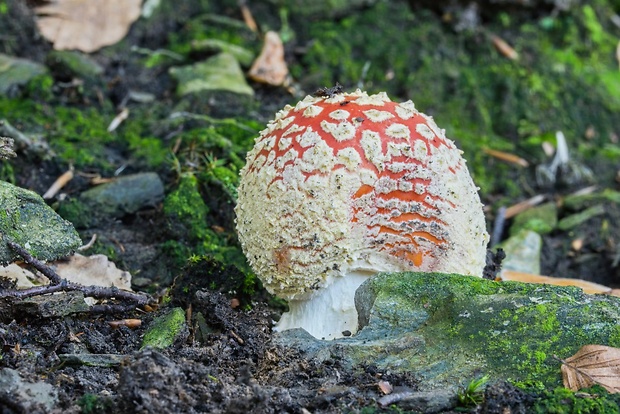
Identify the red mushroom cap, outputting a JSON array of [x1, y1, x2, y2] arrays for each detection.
[[236, 90, 488, 304]]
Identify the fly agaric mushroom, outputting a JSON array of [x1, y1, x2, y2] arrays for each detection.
[[235, 89, 489, 340]]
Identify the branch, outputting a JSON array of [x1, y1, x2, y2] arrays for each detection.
[[1, 240, 152, 309]]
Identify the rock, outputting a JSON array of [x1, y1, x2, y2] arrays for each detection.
[[58, 172, 164, 228], [15, 291, 89, 318], [0, 180, 81, 265], [276, 272, 620, 390], [563, 189, 620, 210], [0, 368, 58, 412], [0, 54, 48, 95], [169, 53, 254, 97], [510, 202, 557, 236], [45, 50, 104, 80], [378, 389, 458, 412], [58, 353, 125, 367], [190, 39, 255, 67], [168, 51, 257, 116], [499, 229, 542, 275], [558, 204, 606, 231], [141, 307, 187, 350]]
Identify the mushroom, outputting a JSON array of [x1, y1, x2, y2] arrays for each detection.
[[235, 89, 489, 340]]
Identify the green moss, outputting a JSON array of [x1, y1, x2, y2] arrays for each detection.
[[164, 174, 211, 241], [78, 393, 113, 414], [363, 273, 620, 387], [162, 173, 251, 275], [292, 1, 620, 197], [141, 307, 186, 350], [532, 386, 620, 414]]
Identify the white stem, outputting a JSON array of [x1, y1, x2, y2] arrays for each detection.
[[274, 271, 371, 340]]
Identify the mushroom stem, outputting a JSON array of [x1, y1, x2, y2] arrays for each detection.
[[275, 271, 371, 340]]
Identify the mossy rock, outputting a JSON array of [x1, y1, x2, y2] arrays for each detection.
[[0, 180, 81, 265], [276, 272, 620, 390]]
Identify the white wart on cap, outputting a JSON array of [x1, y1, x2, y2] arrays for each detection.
[[235, 89, 489, 340]]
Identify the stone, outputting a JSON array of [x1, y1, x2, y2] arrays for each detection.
[[558, 204, 606, 231], [58, 172, 164, 228], [275, 272, 620, 390], [378, 389, 458, 412], [169, 52, 254, 96], [190, 39, 255, 67], [499, 229, 542, 275], [510, 202, 557, 236], [15, 291, 89, 318], [0, 368, 58, 412], [0, 54, 48, 95], [45, 50, 104, 80], [0, 180, 81, 265], [58, 353, 125, 367]]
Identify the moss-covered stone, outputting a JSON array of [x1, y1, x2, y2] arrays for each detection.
[[510, 203, 558, 236], [169, 53, 254, 97], [0, 180, 81, 265], [276, 272, 620, 391], [0, 54, 48, 95], [45, 50, 104, 81], [141, 307, 187, 350], [499, 229, 542, 274]]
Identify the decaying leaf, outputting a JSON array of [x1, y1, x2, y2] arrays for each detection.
[[560, 345, 620, 393], [500, 270, 612, 295], [483, 147, 529, 167], [35, 0, 142, 53], [248, 31, 288, 86], [491, 34, 519, 60], [0, 253, 132, 292]]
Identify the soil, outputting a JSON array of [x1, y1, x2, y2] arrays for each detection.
[[1, 0, 619, 413]]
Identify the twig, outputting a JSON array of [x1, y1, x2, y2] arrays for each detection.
[[1, 240, 152, 308], [8, 240, 62, 284]]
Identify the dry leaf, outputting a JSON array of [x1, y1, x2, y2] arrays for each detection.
[[35, 0, 142, 53], [248, 31, 288, 86], [560, 345, 620, 393], [239, 1, 258, 32], [504, 194, 546, 219], [483, 147, 529, 167], [53, 253, 132, 290], [377, 380, 393, 395], [43, 167, 74, 199], [500, 269, 612, 295], [107, 108, 129, 132], [491, 34, 519, 60], [108, 319, 142, 329]]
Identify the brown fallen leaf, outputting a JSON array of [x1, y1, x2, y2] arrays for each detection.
[[35, 0, 142, 53], [377, 380, 393, 395], [483, 147, 529, 167], [560, 345, 620, 393], [500, 269, 612, 295], [491, 34, 519, 60], [42, 166, 74, 199], [503, 194, 546, 219], [248, 31, 288, 86], [108, 319, 142, 329]]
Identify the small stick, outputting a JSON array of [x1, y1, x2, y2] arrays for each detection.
[[2, 240, 152, 308], [7, 240, 62, 284]]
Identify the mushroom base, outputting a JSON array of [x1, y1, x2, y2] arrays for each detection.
[[274, 271, 372, 340]]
